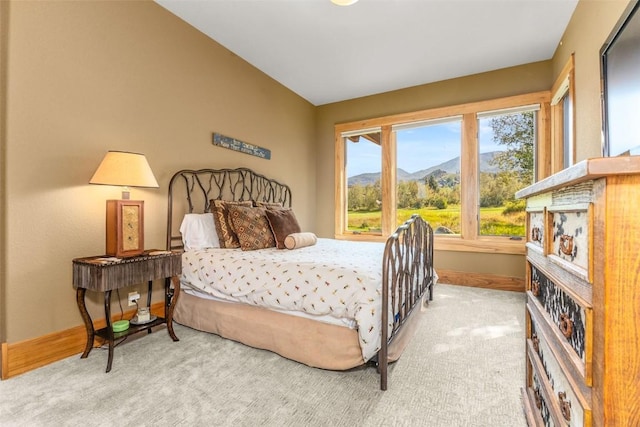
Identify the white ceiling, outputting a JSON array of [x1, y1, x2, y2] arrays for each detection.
[[156, 0, 579, 106]]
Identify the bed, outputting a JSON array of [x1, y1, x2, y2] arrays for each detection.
[[166, 168, 434, 390]]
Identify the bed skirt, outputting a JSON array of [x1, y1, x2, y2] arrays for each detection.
[[173, 291, 424, 370]]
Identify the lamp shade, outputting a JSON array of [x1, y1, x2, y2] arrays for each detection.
[[89, 151, 159, 188]]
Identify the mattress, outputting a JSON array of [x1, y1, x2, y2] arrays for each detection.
[[180, 238, 393, 361]]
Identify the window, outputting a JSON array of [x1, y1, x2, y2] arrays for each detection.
[[477, 106, 537, 237], [551, 55, 575, 173], [394, 118, 462, 234], [562, 93, 573, 168], [345, 129, 382, 234], [335, 92, 550, 254]]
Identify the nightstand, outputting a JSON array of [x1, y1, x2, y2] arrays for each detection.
[[72, 251, 182, 372]]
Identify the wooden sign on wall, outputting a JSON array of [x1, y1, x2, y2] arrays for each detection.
[[212, 133, 271, 160]]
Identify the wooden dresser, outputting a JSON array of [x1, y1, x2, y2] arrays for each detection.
[[516, 157, 640, 426]]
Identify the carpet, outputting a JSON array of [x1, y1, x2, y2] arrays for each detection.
[[0, 284, 527, 426]]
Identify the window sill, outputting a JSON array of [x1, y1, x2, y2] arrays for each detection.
[[434, 236, 525, 255], [334, 233, 525, 255]]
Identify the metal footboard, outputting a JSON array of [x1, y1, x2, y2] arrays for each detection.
[[379, 214, 434, 390]]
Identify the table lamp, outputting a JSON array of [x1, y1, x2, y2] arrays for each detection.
[[89, 151, 159, 257]]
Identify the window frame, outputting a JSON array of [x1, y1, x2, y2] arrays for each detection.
[[334, 91, 551, 255]]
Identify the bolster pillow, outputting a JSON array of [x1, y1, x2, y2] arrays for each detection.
[[284, 232, 317, 250]]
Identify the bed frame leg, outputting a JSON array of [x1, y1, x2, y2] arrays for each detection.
[[380, 363, 388, 391], [379, 345, 388, 390]]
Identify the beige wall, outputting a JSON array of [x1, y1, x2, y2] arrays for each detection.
[[1, 1, 316, 343], [552, 0, 632, 161], [0, 0, 634, 345], [1, 0, 8, 345]]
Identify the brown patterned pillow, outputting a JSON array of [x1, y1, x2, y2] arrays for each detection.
[[211, 200, 252, 248], [228, 205, 276, 251], [265, 208, 301, 249], [254, 201, 284, 209]]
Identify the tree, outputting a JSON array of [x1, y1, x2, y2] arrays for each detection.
[[363, 180, 381, 211], [397, 181, 419, 209], [425, 175, 438, 192], [489, 111, 534, 184], [347, 184, 365, 210], [347, 181, 382, 211], [479, 172, 517, 207]]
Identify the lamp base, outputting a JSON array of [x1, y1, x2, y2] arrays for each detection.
[[105, 200, 144, 258]]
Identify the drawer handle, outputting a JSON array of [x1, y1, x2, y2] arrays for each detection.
[[531, 279, 541, 297], [531, 333, 540, 353], [558, 391, 572, 421], [531, 226, 542, 243], [560, 313, 573, 338], [559, 234, 574, 256]]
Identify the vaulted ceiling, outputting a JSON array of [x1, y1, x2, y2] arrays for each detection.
[[156, 0, 579, 106]]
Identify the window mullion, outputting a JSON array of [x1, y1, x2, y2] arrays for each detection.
[[538, 103, 552, 180], [461, 113, 478, 240], [334, 132, 347, 236], [381, 125, 395, 236]]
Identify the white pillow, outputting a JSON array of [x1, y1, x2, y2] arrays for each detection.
[[179, 213, 220, 250]]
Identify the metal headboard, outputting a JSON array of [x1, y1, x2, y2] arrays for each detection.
[[166, 168, 292, 250]]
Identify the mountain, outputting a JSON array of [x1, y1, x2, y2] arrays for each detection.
[[348, 151, 503, 186]]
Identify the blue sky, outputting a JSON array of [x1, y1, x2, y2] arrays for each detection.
[[347, 118, 504, 177]]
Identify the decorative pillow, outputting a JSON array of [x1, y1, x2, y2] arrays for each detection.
[[265, 209, 301, 249], [211, 200, 253, 248], [255, 201, 284, 209], [228, 205, 276, 251], [284, 232, 318, 250], [179, 213, 220, 250]]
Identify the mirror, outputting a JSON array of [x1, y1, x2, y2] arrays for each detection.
[[601, 1, 640, 157]]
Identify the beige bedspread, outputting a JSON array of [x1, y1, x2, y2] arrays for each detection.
[[173, 290, 425, 370], [180, 239, 393, 361]]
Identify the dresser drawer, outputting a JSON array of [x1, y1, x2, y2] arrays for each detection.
[[548, 204, 592, 282], [527, 208, 546, 253], [527, 323, 592, 426], [525, 353, 559, 427], [522, 387, 545, 427], [528, 264, 593, 385]]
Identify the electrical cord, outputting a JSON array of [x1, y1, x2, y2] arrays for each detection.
[[115, 288, 125, 321]]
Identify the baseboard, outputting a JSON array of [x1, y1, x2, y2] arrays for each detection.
[[1, 302, 164, 380], [437, 269, 525, 292]]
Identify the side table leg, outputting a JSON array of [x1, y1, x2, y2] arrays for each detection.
[[76, 288, 95, 358], [166, 276, 180, 342], [146, 280, 153, 335], [104, 290, 114, 373]]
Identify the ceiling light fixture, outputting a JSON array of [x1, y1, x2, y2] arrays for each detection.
[[331, 0, 358, 6]]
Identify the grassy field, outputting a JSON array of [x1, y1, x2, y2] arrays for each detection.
[[348, 206, 525, 236]]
